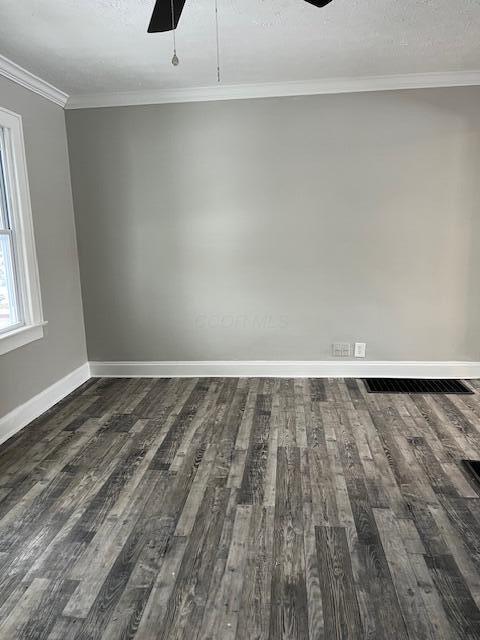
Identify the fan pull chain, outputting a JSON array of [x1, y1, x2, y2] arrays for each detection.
[[215, 0, 221, 82], [171, 0, 179, 66]]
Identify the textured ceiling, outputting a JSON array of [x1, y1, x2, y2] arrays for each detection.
[[0, 0, 479, 95]]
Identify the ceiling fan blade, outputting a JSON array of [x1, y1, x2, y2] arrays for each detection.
[[148, 0, 187, 33], [304, 0, 334, 6]]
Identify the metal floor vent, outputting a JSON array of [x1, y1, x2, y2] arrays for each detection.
[[461, 460, 480, 488], [363, 378, 473, 394]]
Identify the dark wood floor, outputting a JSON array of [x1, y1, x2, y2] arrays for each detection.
[[1, 377, 480, 639]]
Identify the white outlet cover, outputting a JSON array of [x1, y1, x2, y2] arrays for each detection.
[[354, 342, 367, 358]]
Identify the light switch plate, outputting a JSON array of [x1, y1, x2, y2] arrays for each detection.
[[332, 342, 351, 357]]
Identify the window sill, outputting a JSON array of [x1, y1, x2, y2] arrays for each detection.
[[0, 321, 47, 356]]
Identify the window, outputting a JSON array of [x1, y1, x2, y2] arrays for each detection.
[[0, 128, 22, 332], [0, 107, 44, 356]]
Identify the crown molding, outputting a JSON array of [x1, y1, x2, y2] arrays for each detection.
[[65, 70, 480, 109], [0, 54, 68, 108], [0, 54, 478, 111]]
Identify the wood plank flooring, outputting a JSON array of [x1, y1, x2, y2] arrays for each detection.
[[1, 377, 480, 638]]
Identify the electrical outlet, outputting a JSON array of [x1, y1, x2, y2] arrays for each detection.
[[332, 342, 351, 357], [354, 342, 366, 358]]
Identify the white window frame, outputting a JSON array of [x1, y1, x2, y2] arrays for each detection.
[[0, 106, 45, 356]]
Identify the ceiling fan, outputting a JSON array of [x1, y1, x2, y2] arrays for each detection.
[[148, 0, 334, 33]]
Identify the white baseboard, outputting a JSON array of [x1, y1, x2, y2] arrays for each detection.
[[0, 362, 90, 446], [89, 360, 480, 380], [2, 360, 477, 448]]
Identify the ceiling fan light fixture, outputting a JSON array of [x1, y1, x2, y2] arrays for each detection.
[[304, 0, 335, 6]]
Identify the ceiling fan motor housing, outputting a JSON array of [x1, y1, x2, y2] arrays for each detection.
[[304, 0, 335, 6]]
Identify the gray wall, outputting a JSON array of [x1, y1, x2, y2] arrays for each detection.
[[0, 76, 87, 417], [66, 88, 480, 362]]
